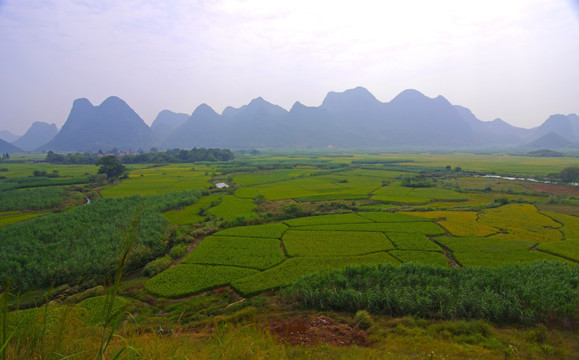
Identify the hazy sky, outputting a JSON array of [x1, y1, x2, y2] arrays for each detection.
[[1, 0, 578, 135]]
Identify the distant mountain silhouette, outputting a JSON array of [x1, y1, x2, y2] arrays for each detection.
[[530, 114, 579, 142], [0, 130, 20, 143], [163, 87, 500, 148], [13, 122, 58, 151], [38, 96, 153, 152], [524, 131, 576, 149], [454, 106, 530, 144], [151, 110, 189, 143], [36, 88, 579, 152], [0, 138, 22, 153]]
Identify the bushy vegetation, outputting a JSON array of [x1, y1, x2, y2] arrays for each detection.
[[282, 261, 579, 324], [0, 190, 201, 291], [44, 147, 234, 164], [122, 148, 234, 163], [0, 187, 64, 211]]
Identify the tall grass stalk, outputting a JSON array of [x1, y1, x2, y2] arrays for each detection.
[[96, 203, 144, 360], [282, 261, 579, 324], [0, 284, 10, 360]]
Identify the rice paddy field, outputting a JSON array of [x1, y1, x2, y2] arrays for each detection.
[[2, 151, 579, 359]]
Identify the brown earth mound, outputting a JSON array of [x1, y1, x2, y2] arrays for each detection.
[[523, 183, 579, 196], [268, 315, 368, 347]]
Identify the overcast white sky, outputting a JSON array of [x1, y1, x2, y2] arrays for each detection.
[[1, 0, 578, 134]]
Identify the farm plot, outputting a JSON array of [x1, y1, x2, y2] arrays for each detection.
[[235, 172, 387, 201], [282, 230, 394, 257], [479, 204, 562, 242], [163, 194, 221, 225], [435, 236, 535, 253], [0, 187, 64, 211], [358, 211, 430, 223], [207, 195, 256, 220], [183, 235, 285, 270], [233, 168, 316, 186], [145, 264, 258, 298], [389, 250, 449, 267], [449, 177, 531, 193], [295, 222, 445, 236], [371, 183, 467, 204], [0, 163, 96, 180], [404, 211, 499, 237], [537, 239, 579, 262], [453, 251, 569, 267], [213, 222, 288, 238], [101, 164, 213, 198], [541, 211, 579, 239], [78, 296, 132, 326], [435, 236, 566, 267], [0, 212, 43, 227], [283, 213, 371, 227], [231, 252, 400, 296], [387, 233, 442, 251]]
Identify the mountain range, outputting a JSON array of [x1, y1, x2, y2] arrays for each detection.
[[3, 87, 579, 153], [12, 121, 58, 151]]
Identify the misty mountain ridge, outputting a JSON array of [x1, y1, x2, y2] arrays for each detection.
[[0, 130, 21, 143], [0, 138, 22, 154], [5, 87, 577, 153], [37, 96, 153, 152], [13, 121, 58, 151], [150, 110, 189, 143]]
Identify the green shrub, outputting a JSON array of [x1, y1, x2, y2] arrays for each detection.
[[143, 256, 172, 277], [353, 310, 373, 329], [169, 244, 188, 259]]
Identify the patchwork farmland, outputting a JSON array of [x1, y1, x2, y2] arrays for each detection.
[[1, 152, 579, 359]]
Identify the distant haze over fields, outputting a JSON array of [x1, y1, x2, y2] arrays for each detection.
[[5, 87, 578, 153], [1, 1, 578, 134]]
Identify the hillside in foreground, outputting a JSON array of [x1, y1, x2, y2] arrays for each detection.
[[1, 152, 578, 359]]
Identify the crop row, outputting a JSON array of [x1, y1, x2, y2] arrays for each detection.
[[282, 230, 394, 257], [207, 195, 257, 221], [213, 222, 288, 238], [183, 235, 285, 270], [145, 264, 258, 298], [405, 211, 499, 237], [478, 204, 562, 242], [294, 222, 445, 235], [231, 253, 400, 296], [387, 233, 442, 251], [537, 239, 579, 262]]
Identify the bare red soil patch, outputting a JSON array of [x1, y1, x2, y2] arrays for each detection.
[[268, 315, 368, 347], [523, 183, 579, 196]]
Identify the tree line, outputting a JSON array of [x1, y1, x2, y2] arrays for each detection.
[[44, 147, 234, 164]]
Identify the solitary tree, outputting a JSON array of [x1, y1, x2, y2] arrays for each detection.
[[559, 166, 579, 183], [96, 155, 126, 179]]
